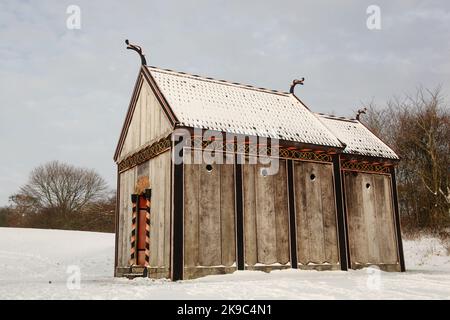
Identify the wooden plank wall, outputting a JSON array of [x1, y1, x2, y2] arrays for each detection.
[[119, 80, 172, 160], [293, 161, 339, 266], [118, 167, 136, 267], [147, 151, 172, 273], [117, 151, 171, 277], [344, 171, 399, 267], [242, 160, 290, 266], [183, 154, 236, 276]]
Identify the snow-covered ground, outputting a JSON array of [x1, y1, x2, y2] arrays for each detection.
[[0, 227, 449, 299]]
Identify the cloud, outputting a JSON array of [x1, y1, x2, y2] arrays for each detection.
[[0, 0, 449, 205]]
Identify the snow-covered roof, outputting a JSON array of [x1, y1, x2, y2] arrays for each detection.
[[148, 66, 343, 148], [316, 114, 399, 160]]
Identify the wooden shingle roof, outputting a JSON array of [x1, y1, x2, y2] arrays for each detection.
[[148, 66, 344, 148], [114, 65, 400, 161], [316, 113, 399, 160]]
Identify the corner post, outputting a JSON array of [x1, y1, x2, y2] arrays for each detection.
[[171, 139, 184, 280], [390, 166, 406, 272], [332, 154, 349, 271]]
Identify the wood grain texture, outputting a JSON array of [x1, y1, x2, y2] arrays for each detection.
[[126, 168, 136, 266], [135, 151, 172, 270], [274, 161, 290, 264], [308, 163, 326, 263], [363, 175, 379, 263], [156, 155, 166, 267], [184, 162, 200, 268], [374, 174, 398, 264], [220, 164, 236, 266], [345, 172, 399, 267], [320, 165, 339, 264], [255, 163, 277, 264], [345, 172, 368, 265], [163, 151, 172, 268], [183, 153, 236, 268], [243, 159, 290, 266], [294, 161, 338, 265], [243, 160, 258, 266], [294, 162, 309, 264], [148, 158, 158, 267], [118, 167, 136, 267], [117, 172, 125, 267], [119, 80, 172, 159], [199, 163, 222, 266]]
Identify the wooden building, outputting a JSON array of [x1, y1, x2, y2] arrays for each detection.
[[114, 64, 405, 280]]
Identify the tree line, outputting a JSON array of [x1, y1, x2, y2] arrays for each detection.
[[361, 86, 449, 236], [0, 161, 115, 232]]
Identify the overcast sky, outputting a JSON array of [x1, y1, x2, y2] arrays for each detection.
[[0, 0, 449, 205]]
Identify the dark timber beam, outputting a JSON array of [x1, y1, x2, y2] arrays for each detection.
[[390, 166, 406, 272], [287, 160, 298, 268], [235, 154, 245, 270], [172, 145, 184, 280], [332, 154, 349, 271]]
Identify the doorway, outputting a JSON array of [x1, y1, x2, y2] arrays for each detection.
[[130, 190, 151, 267]]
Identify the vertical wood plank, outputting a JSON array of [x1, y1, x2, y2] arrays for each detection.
[[149, 84, 157, 142], [352, 172, 368, 265], [163, 151, 172, 268], [154, 93, 162, 140], [148, 158, 159, 267], [125, 168, 136, 265], [140, 84, 148, 145], [363, 174, 379, 264], [255, 163, 277, 264], [306, 162, 326, 263], [157, 155, 166, 267], [344, 172, 355, 264], [220, 163, 236, 266], [320, 164, 339, 264], [118, 172, 126, 266], [294, 161, 309, 264], [199, 163, 222, 266], [184, 163, 199, 268], [243, 162, 257, 266], [274, 160, 290, 264], [374, 175, 397, 264], [347, 172, 369, 265], [131, 94, 141, 152]]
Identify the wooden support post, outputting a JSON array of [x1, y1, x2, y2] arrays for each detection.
[[390, 166, 406, 272], [287, 160, 298, 268], [235, 154, 245, 270], [172, 147, 184, 280], [332, 155, 349, 271]]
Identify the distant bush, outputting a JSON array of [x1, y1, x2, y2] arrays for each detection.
[[3, 161, 115, 233], [0, 207, 11, 227]]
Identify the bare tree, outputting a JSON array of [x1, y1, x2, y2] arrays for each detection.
[[361, 86, 450, 231], [11, 161, 109, 214]]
